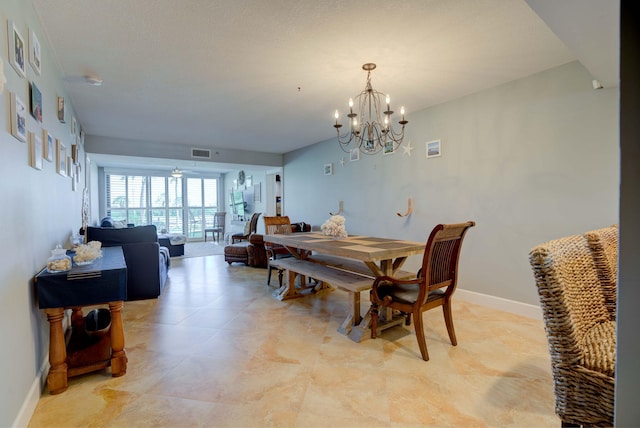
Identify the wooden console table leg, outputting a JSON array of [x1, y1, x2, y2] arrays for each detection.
[[70, 307, 84, 331], [45, 308, 68, 394], [108, 301, 127, 377]]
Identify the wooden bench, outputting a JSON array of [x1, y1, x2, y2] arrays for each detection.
[[307, 254, 416, 280], [269, 258, 375, 335], [269, 256, 416, 338]]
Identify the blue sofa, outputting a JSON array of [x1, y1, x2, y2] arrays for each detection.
[[86, 223, 169, 301]]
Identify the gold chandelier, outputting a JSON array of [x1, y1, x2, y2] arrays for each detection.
[[333, 63, 408, 155]]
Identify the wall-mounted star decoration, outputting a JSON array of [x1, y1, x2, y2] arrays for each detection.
[[402, 141, 414, 156]]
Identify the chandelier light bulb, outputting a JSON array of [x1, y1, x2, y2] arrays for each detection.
[[400, 106, 405, 115], [352, 118, 358, 128], [334, 110, 339, 119], [386, 94, 390, 105]]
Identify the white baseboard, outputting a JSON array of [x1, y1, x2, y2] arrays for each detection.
[[13, 356, 49, 428], [456, 288, 542, 320]]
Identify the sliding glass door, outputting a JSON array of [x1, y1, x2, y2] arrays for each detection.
[[105, 171, 219, 239]]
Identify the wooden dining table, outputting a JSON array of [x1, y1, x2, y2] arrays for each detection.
[[262, 232, 425, 341]]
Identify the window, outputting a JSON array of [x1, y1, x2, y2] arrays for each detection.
[[105, 172, 219, 238], [187, 178, 218, 238]]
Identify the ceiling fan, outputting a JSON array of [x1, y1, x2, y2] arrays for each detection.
[[169, 166, 198, 178]]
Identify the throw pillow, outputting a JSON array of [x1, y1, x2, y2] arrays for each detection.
[[243, 220, 251, 235]]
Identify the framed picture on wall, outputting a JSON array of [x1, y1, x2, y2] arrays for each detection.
[[30, 81, 43, 123], [29, 28, 41, 75], [350, 148, 360, 162], [10, 92, 27, 142], [57, 97, 65, 123], [28, 131, 43, 170], [426, 139, 441, 158], [56, 139, 67, 176], [383, 140, 395, 155], [71, 116, 77, 136], [67, 156, 74, 178], [71, 144, 78, 164], [324, 163, 333, 176], [7, 20, 26, 78], [43, 129, 54, 161]]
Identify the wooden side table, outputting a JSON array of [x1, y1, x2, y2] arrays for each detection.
[[36, 246, 128, 394]]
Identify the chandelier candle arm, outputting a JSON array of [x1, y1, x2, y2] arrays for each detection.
[[333, 63, 408, 155]]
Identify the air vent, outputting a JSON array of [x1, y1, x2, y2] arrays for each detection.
[[191, 148, 211, 159]]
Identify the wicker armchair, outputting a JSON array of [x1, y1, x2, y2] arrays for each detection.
[[584, 225, 618, 321], [529, 234, 615, 427]]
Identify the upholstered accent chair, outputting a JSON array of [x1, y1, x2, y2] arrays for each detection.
[[231, 212, 261, 244]]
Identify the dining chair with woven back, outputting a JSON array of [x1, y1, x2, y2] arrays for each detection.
[[263, 216, 296, 286], [370, 221, 475, 361]]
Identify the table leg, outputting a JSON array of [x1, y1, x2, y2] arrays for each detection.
[[348, 306, 405, 343], [70, 307, 83, 331], [274, 270, 304, 300], [45, 308, 68, 394], [108, 301, 127, 377], [337, 291, 361, 335]]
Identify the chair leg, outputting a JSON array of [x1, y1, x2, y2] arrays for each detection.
[[267, 265, 273, 285], [371, 302, 379, 339], [442, 298, 457, 346], [413, 310, 430, 361]]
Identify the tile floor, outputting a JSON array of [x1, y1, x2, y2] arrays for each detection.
[[29, 255, 559, 427]]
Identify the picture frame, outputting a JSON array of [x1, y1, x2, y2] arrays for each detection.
[[67, 156, 74, 178], [383, 140, 395, 155], [71, 144, 78, 164], [29, 28, 41, 75], [426, 139, 442, 158], [56, 139, 67, 176], [364, 140, 375, 153], [43, 129, 54, 161], [253, 182, 261, 202], [324, 163, 333, 176], [10, 92, 27, 142], [30, 81, 43, 122], [7, 20, 26, 78], [28, 131, 43, 170], [71, 116, 77, 136], [350, 148, 360, 162], [57, 97, 65, 123]]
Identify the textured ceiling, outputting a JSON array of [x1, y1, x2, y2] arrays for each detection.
[[29, 0, 581, 156]]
